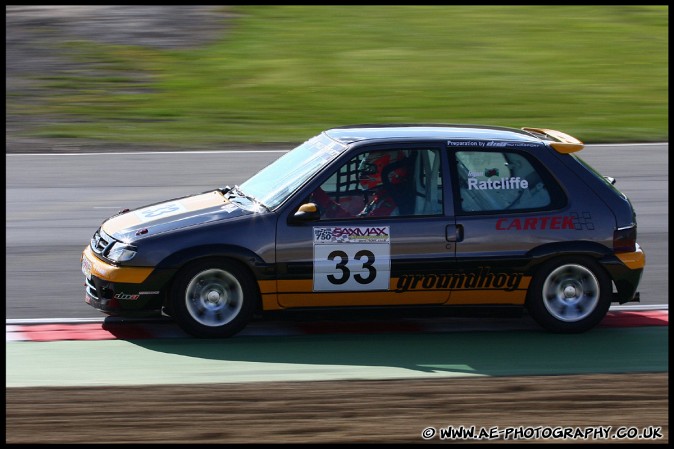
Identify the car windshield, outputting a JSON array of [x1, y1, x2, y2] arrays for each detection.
[[238, 133, 347, 210]]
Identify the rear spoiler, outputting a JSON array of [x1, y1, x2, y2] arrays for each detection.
[[521, 127, 584, 153]]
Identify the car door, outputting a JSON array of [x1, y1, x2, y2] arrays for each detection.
[[446, 143, 571, 306], [274, 143, 457, 308]]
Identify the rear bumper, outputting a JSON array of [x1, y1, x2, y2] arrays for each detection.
[[601, 244, 645, 304], [613, 291, 640, 304]]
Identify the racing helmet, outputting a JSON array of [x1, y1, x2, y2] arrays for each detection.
[[358, 150, 408, 190]]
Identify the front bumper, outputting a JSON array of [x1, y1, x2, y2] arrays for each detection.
[[81, 246, 170, 316]]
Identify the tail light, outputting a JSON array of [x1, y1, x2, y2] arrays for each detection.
[[613, 225, 637, 253]]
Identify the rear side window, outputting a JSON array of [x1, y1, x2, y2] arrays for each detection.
[[453, 150, 565, 214]]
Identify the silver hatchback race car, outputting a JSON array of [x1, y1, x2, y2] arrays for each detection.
[[81, 124, 645, 337]]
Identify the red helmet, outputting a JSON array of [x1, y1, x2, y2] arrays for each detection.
[[358, 150, 408, 190]]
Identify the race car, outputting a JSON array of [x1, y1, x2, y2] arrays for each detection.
[[81, 124, 645, 337]]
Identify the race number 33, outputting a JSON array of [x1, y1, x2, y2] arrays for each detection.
[[313, 226, 391, 291]]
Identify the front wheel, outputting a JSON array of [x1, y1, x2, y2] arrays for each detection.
[[170, 259, 258, 338], [527, 257, 612, 333]]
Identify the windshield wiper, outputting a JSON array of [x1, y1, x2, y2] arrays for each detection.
[[229, 185, 270, 212]]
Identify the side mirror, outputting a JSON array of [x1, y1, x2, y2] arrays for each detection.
[[291, 202, 320, 223]]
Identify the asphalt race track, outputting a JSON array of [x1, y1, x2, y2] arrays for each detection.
[[5, 143, 668, 319]]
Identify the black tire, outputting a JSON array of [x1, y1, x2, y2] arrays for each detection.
[[170, 258, 258, 338], [526, 256, 612, 333]]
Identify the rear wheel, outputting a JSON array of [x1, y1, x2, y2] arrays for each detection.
[[170, 259, 258, 338], [527, 256, 612, 333]]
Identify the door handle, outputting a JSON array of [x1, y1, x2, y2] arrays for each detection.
[[445, 224, 464, 242]]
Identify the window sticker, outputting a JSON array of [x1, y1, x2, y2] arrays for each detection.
[[447, 140, 540, 148], [468, 176, 529, 191], [313, 226, 391, 291]]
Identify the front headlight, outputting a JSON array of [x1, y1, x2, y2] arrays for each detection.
[[106, 242, 138, 262]]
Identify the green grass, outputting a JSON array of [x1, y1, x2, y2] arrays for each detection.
[[9, 5, 668, 145]]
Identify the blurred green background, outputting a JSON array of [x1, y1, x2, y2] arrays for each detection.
[[7, 5, 668, 146]]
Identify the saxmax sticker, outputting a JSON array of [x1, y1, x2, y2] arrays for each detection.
[[313, 226, 390, 243], [313, 226, 391, 292]]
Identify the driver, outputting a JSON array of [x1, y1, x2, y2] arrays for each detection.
[[309, 150, 409, 218], [357, 150, 408, 217]]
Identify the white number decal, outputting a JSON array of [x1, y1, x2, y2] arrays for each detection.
[[135, 201, 186, 222], [313, 227, 390, 291]]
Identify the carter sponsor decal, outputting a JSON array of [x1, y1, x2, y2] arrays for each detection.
[[395, 267, 523, 293], [496, 212, 594, 231], [569, 211, 595, 230], [314, 226, 390, 243]]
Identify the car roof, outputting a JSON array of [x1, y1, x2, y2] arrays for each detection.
[[324, 124, 542, 145]]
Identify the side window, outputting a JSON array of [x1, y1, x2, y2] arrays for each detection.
[[454, 150, 560, 213], [309, 149, 443, 219]]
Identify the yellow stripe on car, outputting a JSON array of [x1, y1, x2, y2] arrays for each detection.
[[82, 246, 154, 283], [103, 190, 227, 235], [616, 246, 646, 270]]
